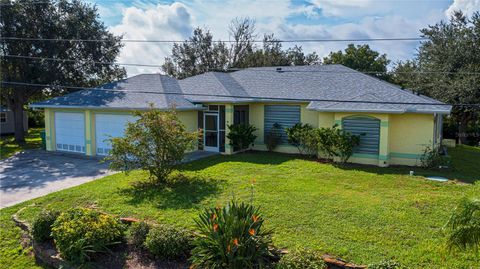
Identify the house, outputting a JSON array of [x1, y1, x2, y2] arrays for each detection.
[[30, 64, 451, 166], [0, 107, 28, 135]]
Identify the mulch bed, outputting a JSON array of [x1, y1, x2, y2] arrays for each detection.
[[12, 209, 365, 269]]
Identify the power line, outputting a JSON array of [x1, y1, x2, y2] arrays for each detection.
[[4, 54, 480, 75], [4, 54, 163, 68], [0, 36, 428, 43], [2, 80, 476, 108]]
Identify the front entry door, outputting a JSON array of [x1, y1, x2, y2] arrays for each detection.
[[204, 113, 219, 152]]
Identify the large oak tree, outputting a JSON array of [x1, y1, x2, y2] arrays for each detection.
[[1, 0, 125, 143], [393, 11, 480, 144]]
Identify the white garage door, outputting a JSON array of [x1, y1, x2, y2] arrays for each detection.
[[55, 112, 85, 153], [95, 114, 135, 156]]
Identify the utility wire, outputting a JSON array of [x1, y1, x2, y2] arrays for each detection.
[[4, 54, 480, 75], [0, 36, 428, 43], [3, 80, 476, 108]]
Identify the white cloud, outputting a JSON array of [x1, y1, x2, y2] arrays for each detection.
[[109, 2, 193, 75], [106, 0, 453, 76], [446, 0, 480, 17]]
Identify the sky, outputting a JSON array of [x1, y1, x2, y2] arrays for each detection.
[[87, 0, 480, 76]]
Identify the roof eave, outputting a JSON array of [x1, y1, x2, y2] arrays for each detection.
[[28, 104, 204, 111]]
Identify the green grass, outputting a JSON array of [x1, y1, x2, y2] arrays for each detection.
[[0, 128, 43, 159], [1, 147, 479, 268]]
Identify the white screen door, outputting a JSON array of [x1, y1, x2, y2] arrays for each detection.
[[203, 113, 219, 152]]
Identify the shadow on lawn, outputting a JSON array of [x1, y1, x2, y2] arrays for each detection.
[[179, 151, 294, 172], [119, 174, 225, 209]]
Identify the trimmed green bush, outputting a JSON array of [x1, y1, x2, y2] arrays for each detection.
[[276, 249, 327, 269], [51, 208, 125, 264], [126, 221, 150, 249], [31, 210, 60, 242], [227, 123, 258, 151], [265, 123, 282, 151], [190, 200, 273, 268], [144, 224, 191, 260]]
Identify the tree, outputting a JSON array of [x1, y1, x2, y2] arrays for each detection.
[[0, 0, 125, 143], [162, 27, 229, 79], [228, 17, 256, 68], [107, 107, 199, 183], [414, 11, 480, 144], [323, 44, 390, 80], [163, 18, 320, 78]]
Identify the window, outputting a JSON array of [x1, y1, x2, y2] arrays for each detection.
[[342, 116, 380, 155], [0, 112, 6, 123], [264, 105, 300, 144], [234, 105, 249, 125]]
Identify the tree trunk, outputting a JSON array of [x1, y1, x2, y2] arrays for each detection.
[[12, 104, 26, 144], [7, 90, 27, 144], [458, 117, 469, 145]]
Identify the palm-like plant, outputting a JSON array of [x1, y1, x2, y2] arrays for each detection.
[[444, 198, 480, 253], [190, 200, 273, 268]]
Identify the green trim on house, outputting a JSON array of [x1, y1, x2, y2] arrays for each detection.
[[390, 152, 422, 159], [85, 139, 91, 145], [225, 107, 234, 113], [378, 154, 389, 160], [334, 119, 342, 125], [380, 121, 389, 127], [351, 153, 379, 159]]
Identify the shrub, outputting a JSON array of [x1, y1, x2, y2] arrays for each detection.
[[420, 144, 450, 168], [368, 260, 406, 269], [126, 221, 150, 249], [227, 123, 258, 151], [276, 249, 327, 269], [107, 106, 199, 183], [190, 200, 273, 268], [444, 198, 480, 253], [31, 210, 60, 242], [265, 123, 282, 151], [51, 208, 125, 264], [143, 224, 192, 260], [316, 126, 359, 163], [286, 123, 317, 156]]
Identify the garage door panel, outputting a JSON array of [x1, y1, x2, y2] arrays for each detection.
[[55, 112, 85, 153], [95, 114, 136, 156]]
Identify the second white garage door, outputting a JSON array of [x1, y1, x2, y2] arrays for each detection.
[[95, 114, 135, 156], [55, 112, 85, 153]]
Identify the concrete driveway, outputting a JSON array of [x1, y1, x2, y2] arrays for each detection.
[[0, 150, 112, 208]]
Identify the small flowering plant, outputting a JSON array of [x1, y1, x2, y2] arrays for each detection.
[[190, 200, 273, 268]]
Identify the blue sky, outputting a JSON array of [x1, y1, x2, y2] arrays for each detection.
[[87, 0, 480, 75]]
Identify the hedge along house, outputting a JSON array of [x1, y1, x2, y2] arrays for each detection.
[[30, 64, 451, 167]]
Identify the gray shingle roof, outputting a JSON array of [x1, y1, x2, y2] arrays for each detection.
[[30, 64, 451, 114], [30, 74, 200, 110]]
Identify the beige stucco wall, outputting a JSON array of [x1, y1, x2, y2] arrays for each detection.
[[45, 108, 198, 156], [44, 105, 437, 167]]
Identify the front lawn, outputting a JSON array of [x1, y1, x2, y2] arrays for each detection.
[[1, 148, 479, 268], [0, 128, 43, 160]]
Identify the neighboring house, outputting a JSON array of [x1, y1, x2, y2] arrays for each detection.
[[0, 107, 28, 135], [30, 65, 450, 166]]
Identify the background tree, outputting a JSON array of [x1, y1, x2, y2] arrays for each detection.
[[0, 0, 125, 143], [323, 44, 391, 80], [162, 27, 229, 79], [163, 18, 320, 78], [391, 11, 480, 145], [228, 17, 256, 68]]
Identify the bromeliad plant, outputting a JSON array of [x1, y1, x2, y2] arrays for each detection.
[[190, 200, 273, 268], [227, 124, 258, 151]]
